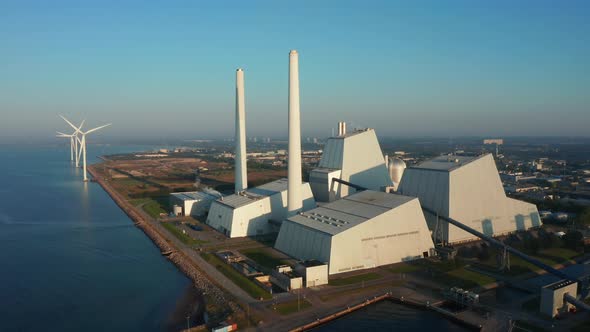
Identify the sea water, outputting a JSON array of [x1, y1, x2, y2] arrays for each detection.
[[0, 144, 190, 332]]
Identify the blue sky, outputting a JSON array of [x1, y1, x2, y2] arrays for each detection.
[[1, 0, 589, 140]]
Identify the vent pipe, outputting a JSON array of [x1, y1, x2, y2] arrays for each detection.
[[288, 50, 302, 214], [234, 68, 247, 193], [337, 121, 347, 136]]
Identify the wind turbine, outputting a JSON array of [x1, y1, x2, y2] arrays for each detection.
[[76, 123, 111, 181], [56, 132, 76, 162], [59, 115, 85, 167]]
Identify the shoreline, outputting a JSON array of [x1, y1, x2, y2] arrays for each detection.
[[87, 165, 240, 328]]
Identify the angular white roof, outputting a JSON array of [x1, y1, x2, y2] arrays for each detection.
[[311, 128, 392, 200], [215, 178, 294, 209], [399, 153, 541, 243], [171, 190, 221, 201], [286, 190, 415, 235], [413, 155, 482, 172]]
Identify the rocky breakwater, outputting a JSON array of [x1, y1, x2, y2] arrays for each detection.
[[87, 166, 240, 315]]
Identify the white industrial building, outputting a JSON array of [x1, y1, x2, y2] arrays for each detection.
[[309, 126, 392, 202], [398, 154, 541, 244], [206, 178, 316, 238], [275, 190, 435, 275], [540, 280, 578, 318], [170, 189, 222, 217]]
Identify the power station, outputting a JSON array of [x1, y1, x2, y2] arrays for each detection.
[[195, 49, 542, 278]]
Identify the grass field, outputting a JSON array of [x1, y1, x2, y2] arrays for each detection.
[[241, 248, 286, 270], [536, 247, 579, 262], [478, 247, 580, 277], [445, 267, 495, 288], [329, 272, 382, 286], [412, 259, 495, 289], [269, 299, 312, 315], [200, 253, 272, 300], [161, 222, 207, 246], [143, 199, 167, 218], [387, 263, 424, 273], [128, 197, 152, 206]]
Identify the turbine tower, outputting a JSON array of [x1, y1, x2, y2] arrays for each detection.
[[56, 131, 76, 162], [74, 123, 111, 181], [287, 50, 302, 214], [235, 68, 248, 193], [59, 115, 84, 167]]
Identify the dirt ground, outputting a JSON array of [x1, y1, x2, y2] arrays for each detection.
[[96, 155, 287, 200]]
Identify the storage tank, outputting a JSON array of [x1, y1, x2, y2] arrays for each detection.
[[173, 204, 183, 216], [388, 157, 406, 189]]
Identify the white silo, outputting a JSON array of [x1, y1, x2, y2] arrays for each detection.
[[388, 157, 406, 191]]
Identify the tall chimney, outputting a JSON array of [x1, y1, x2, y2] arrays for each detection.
[[288, 50, 302, 214], [235, 68, 247, 193]]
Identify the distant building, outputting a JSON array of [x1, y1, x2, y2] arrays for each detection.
[[483, 139, 503, 145], [170, 189, 222, 217], [398, 154, 541, 244], [275, 190, 434, 275]]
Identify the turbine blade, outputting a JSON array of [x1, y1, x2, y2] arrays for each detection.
[[56, 131, 70, 136], [85, 123, 111, 134], [75, 120, 85, 134], [59, 115, 79, 131]]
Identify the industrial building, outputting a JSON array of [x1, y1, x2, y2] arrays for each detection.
[[206, 178, 316, 238], [169, 189, 222, 217], [274, 190, 435, 275], [540, 280, 578, 318], [398, 154, 541, 244], [294, 261, 329, 287], [309, 125, 392, 202]]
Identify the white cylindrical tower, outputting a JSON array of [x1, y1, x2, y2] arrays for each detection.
[[388, 157, 407, 191], [235, 68, 248, 193], [288, 50, 302, 214]]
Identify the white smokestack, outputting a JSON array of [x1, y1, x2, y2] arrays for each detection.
[[235, 68, 247, 193], [342, 122, 346, 136], [288, 50, 302, 214]]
